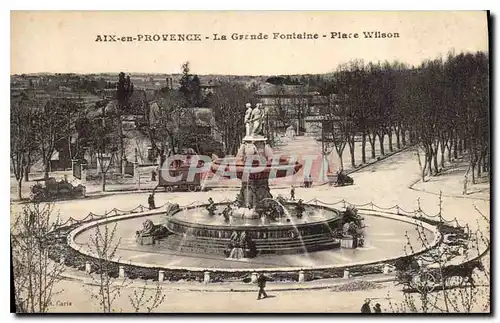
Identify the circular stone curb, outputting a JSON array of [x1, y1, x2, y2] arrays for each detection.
[[67, 205, 441, 274]]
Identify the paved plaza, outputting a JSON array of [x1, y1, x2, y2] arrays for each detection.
[[10, 147, 490, 313]]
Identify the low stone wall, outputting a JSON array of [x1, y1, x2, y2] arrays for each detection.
[[49, 204, 448, 283]]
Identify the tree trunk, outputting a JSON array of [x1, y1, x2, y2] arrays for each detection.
[[432, 146, 439, 175], [395, 126, 401, 150], [24, 165, 30, 182], [368, 133, 376, 159], [24, 155, 31, 182], [416, 148, 427, 182], [401, 126, 407, 146], [361, 132, 367, 164], [483, 150, 489, 172], [101, 172, 106, 192], [428, 154, 434, 176], [17, 178, 23, 200], [453, 136, 458, 159], [440, 140, 446, 169], [117, 115, 124, 172], [388, 130, 394, 152], [44, 162, 50, 179], [337, 150, 344, 170], [378, 133, 385, 156], [370, 139, 376, 158], [349, 139, 355, 168]]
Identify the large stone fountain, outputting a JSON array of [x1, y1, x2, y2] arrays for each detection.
[[210, 103, 302, 216], [160, 103, 344, 258]]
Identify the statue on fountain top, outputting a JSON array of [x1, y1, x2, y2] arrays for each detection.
[[244, 103, 253, 137], [250, 103, 266, 137]]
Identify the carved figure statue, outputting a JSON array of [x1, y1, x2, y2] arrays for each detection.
[[206, 197, 216, 216], [244, 103, 253, 137], [141, 219, 154, 234], [250, 103, 265, 136], [295, 199, 305, 218], [221, 204, 232, 222], [239, 231, 247, 249]]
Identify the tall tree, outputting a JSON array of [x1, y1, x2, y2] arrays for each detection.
[[10, 92, 37, 200], [210, 82, 254, 155], [116, 72, 134, 171], [179, 62, 201, 107], [87, 101, 119, 191], [32, 97, 78, 179]]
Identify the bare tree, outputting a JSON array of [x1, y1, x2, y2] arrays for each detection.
[[128, 282, 166, 313], [87, 103, 119, 191], [11, 202, 65, 313], [86, 222, 168, 313], [11, 92, 37, 200], [86, 223, 128, 313], [32, 97, 78, 179], [116, 72, 134, 171], [141, 86, 210, 163], [210, 82, 253, 155]]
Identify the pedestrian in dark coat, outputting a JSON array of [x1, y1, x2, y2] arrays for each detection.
[[148, 194, 156, 210], [361, 298, 371, 313], [257, 273, 268, 300], [373, 303, 382, 313]]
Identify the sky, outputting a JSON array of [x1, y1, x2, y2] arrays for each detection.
[[11, 11, 489, 75]]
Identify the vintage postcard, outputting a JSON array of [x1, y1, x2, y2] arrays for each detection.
[[10, 11, 490, 314]]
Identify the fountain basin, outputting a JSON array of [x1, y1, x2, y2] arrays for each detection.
[[162, 203, 342, 255], [69, 207, 439, 271]]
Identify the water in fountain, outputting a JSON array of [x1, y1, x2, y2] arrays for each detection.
[[261, 198, 311, 257]]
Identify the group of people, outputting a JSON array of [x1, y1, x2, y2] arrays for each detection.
[[361, 298, 382, 313]]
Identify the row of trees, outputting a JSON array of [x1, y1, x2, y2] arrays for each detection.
[[11, 53, 488, 197], [10, 91, 85, 199], [318, 51, 489, 181]]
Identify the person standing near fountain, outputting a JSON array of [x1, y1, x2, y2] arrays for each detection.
[[148, 193, 156, 210], [290, 185, 296, 200]]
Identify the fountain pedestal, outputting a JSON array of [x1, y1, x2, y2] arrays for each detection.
[[235, 136, 274, 212], [238, 178, 273, 212]]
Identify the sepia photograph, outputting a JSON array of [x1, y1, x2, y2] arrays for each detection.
[[9, 10, 491, 314]]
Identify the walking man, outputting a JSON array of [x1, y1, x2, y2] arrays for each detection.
[[290, 185, 295, 201], [257, 273, 268, 300], [361, 298, 371, 313]]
